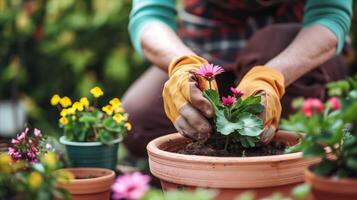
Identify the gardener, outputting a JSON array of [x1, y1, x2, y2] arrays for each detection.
[[123, 0, 353, 157]]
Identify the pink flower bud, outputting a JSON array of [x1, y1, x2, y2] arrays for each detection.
[[230, 87, 244, 97], [327, 97, 341, 110], [302, 98, 324, 117], [34, 128, 42, 137]]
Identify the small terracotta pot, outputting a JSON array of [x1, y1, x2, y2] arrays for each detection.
[[56, 168, 115, 200], [147, 131, 321, 200], [305, 167, 357, 200]]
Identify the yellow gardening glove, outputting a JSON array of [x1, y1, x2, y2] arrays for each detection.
[[237, 66, 285, 143], [163, 55, 218, 140]]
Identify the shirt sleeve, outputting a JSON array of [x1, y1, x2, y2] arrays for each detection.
[[128, 0, 177, 55], [303, 0, 353, 54]]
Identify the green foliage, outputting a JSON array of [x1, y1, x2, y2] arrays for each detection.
[[282, 77, 357, 178], [204, 89, 263, 150], [0, 0, 146, 135]]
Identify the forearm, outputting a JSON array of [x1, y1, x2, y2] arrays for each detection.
[[265, 25, 337, 87], [141, 23, 195, 71]]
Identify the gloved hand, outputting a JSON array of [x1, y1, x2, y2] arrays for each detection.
[[163, 55, 218, 140], [237, 66, 285, 143]]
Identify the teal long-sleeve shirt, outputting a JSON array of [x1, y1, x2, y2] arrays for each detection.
[[129, 0, 352, 55]]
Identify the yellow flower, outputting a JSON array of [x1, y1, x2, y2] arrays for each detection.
[[109, 98, 121, 108], [59, 96, 72, 107], [28, 172, 43, 189], [90, 86, 104, 98], [124, 122, 132, 131], [114, 106, 125, 113], [0, 154, 11, 174], [42, 152, 57, 169], [56, 169, 75, 184], [113, 113, 125, 123], [73, 102, 84, 111], [50, 94, 61, 106], [60, 109, 68, 117], [59, 116, 68, 125], [102, 105, 113, 115], [67, 107, 76, 115], [80, 97, 89, 107]]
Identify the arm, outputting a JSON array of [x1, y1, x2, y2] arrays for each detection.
[[266, 0, 352, 86], [128, 0, 195, 71]]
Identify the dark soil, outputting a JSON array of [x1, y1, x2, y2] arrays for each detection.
[[178, 141, 286, 157], [75, 175, 98, 179]]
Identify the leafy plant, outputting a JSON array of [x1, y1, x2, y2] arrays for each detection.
[[281, 93, 357, 178], [51, 86, 131, 143], [0, 128, 73, 200], [193, 64, 264, 154]]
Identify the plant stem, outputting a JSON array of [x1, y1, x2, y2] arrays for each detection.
[[209, 80, 212, 90], [224, 136, 230, 151]]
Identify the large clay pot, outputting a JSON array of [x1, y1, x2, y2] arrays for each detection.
[[305, 167, 357, 200], [60, 136, 121, 170], [57, 168, 115, 200], [147, 131, 321, 200]]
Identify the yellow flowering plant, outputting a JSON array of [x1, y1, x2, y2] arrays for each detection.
[[51, 86, 131, 143]]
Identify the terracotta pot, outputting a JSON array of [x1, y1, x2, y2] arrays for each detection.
[[305, 167, 357, 200], [147, 131, 321, 200], [56, 168, 115, 200]]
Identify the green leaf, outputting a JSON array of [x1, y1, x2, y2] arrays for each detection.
[[292, 184, 310, 200], [216, 109, 243, 135], [79, 113, 97, 123], [238, 113, 263, 137], [346, 157, 357, 171], [303, 145, 325, 158], [313, 159, 335, 176], [203, 89, 221, 108]]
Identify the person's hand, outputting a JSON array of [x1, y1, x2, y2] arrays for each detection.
[[236, 66, 285, 143], [163, 55, 218, 140]]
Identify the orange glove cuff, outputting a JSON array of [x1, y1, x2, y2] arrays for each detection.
[[238, 66, 285, 99]]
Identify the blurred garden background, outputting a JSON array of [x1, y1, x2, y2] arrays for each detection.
[[0, 0, 356, 141]]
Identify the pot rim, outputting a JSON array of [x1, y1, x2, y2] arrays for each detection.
[[59, 136, 122, 146], [147, 132, 304, 164], [305, 165, 357, 184], [58, 167, 115, 183]]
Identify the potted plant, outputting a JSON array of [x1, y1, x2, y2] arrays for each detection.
[[0, 128, 71, 200], [147, 64, 321, 200], [56, 167, 115, 200], [282, 80, 357, 200], [51, 86, 131, 170]]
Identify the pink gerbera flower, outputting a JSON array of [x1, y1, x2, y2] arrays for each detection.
[[222, 96, 237, 107], [193, 64, 225, 80], [327, 97, 341, 110], [302, 98, 324, 117], [112, 172, 151, 200], [230, 87, 244, 97]]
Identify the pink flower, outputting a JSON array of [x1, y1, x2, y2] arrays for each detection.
[[230, 87, 244, 97], [222, 96, 237, 107], [17, 128, 29, 141], [11, 139, 20, 144], [8, 147, 17, 155], [302, 98, 324, 117], [193, 64, 225, 80], [34, 128, 42, 137], [112, 172, 151, 200], [328, 97, 341, 110]]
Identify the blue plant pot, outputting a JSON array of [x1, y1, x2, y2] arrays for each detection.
[[59, 136, 121, 170]]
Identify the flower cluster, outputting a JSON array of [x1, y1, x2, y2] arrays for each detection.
[[8, 128, 52, 163], [301, 97, 341, 117], [51, 86, 131, 143], [112, 172, 151, 200]]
